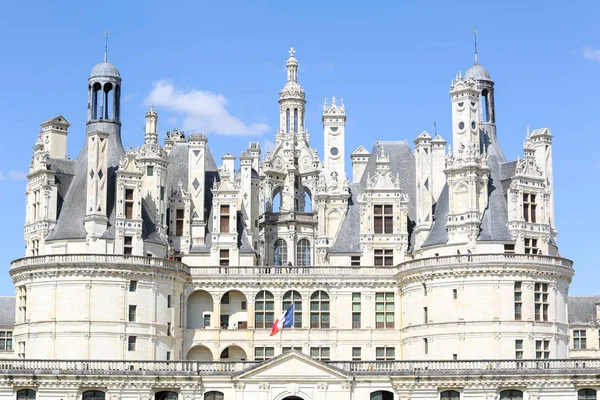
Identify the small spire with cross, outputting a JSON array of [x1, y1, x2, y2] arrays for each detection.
[[104, 31, 109, 62], [288, 47, 296, 58], [434, 121, 437, 135]]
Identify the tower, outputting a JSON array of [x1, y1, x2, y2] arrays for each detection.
[[445, 75, 489, 245], [322, 97, 346, 183], [39, 116, 70, 159], [413, 131, 433, 249], [84, 50, 122, 241], [278, 47, 306, 136]]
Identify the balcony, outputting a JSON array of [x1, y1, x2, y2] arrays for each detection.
[[0, 358, 598, 376], [189, 265, 399, 278], [10, 254, 189, 274], [399, 253, 573, 272]]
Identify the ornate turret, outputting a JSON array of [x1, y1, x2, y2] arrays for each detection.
[[278, 48, 306, 136]]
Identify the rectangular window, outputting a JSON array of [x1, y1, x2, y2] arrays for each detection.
[[424, 307, 428, 324], [375, 347, 395, 361], [128, 336, 136, 351], [129, 280, 137, 292], [220, 205, 230, 233], [515, 339, 523, 359], [514, 282, 522, 320], [453, 354, 458, 360], [241, 301, 247, 310], [175, 209, 184, 236], [352, 293, 361, 329], [124, 236, 133, 255], [574, 330, 587, 350], [523, 193, 537, 223], [0, 331, 13, 351], [534, 282, 549, 322], [166, 351, 171, 361], [160, 186, 165, 201], [452, 289, 458, 299], [525, 238, 539, 255], [424, 338, 428, 355], [128, 305, 136, 322], [167, 295, 172, 308], [374, 249, 394, 266], [374, 204, 393, 234], [18, 287, 27, 324], [504, 244, 515, 254], [254, 347, 275, 361], [350, 256, 361, 266], [375, 292, 394, 329], [309, 347, 330, 361], [220, 249, 230, 267], [147, 166, 154, 176], [18, 341, 25, 358], [167, 322, 171, 336], [125, 189, 134, 219], [423, 283, 427, 296], [282, 346, 302, 354], [352, 347, 361, 361], [535, 339, 550, 359]]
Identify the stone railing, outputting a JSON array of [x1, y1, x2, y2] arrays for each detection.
[[11, 254, 189, 273], [189, 265, 399, 277], [189, 254, 571, 277], [260, 212, 317, 224], [399, 253, 573, 272], [0, 358, 598, 376]]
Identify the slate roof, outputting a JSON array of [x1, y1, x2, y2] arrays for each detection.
[[47, 132, 125, 241], [330, 141, 416, 253], [569, 296, 600, 325], [0, 297, 15, 327], [422, 184, 449, 247]]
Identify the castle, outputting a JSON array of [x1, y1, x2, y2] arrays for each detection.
[[1, 45, 599, 400]]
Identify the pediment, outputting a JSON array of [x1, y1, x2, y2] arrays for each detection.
[[351, 145, 370, 155], [41, 115, 70, 128], [234, 351, 351, 381]]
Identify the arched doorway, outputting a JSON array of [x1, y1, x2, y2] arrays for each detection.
[[370, 391, 394, 400], [220, 290, 248, 329], [219, 345, 247, 361], [282, 397, 304, 400], [187, 290, 213, 329], [186, 345, 213, 361]]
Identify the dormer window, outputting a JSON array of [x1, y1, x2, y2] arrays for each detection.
[[374, 205, 393, 234], [523, 193, 537, 223], [147, 166, 154, 176], [220, 205, 230, 233]]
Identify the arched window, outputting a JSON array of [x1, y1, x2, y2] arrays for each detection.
[[283, 290, 302, 328], [155, 392, 177, 400], [274, 239, 287, 266], [286, 108, 290, 132], [500, 391, 523, 400], [296, 239, 311, 266], [310, 291, 330, 328], [293, 108, 298, 132], [370, 391, 394, 400], [16, 390, 36, 400], [83, 391, 105, 400], [255, 290, 274, 328], [92, 82, 102, 120], [441, 391, 460, 400], [204, 392, 224, 400], [579, 389, 597, 400]]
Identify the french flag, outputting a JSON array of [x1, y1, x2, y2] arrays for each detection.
[[270, 304, 295, 336]]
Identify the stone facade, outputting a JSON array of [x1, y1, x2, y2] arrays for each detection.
[[2, 45, 599, 399]]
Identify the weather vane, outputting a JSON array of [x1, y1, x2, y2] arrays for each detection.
[[104, 31, 109, 62]]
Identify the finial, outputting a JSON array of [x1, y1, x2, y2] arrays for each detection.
[[104, 31, 109, 62], [472, 26, 478, 64], [434, 121, 437, 135], [288, 47, 296, 58], [526, 126, 530, 136], [332, 96, 336, 106], [324, 98, 327, 108]]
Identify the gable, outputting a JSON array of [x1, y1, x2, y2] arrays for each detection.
[[235, 352, 350, 381]]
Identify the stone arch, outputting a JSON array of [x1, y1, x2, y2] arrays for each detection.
[[370, 391, 393, 400], [272, 185, 284, 212], [186, 345, 213, 361], [219, 344, 247, 361], [187, 290, 213, 329], [220, 289, 248, 329], [296, 238, 311, 266]]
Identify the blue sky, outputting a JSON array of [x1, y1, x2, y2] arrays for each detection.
[[0, 1, 598, 296]]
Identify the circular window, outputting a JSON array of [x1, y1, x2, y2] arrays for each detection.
[[458, 122, 465, 130], [330, 147, 339, 156], [471, 121, 476, 129]]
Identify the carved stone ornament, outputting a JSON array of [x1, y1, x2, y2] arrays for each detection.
[[258, 383, 270, 390], [234, 382, 246, 391], [317, 382, 328, 391]]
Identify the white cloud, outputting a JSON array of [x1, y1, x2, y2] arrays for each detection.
[[122, 92, 137, 102], [145, 80, 270, 136], [0, 170, 28, 181], [583, 47, 600, 62]]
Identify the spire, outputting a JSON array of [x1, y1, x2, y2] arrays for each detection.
[[104, 31, 109, 62], [472, 26, 478, 64]]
